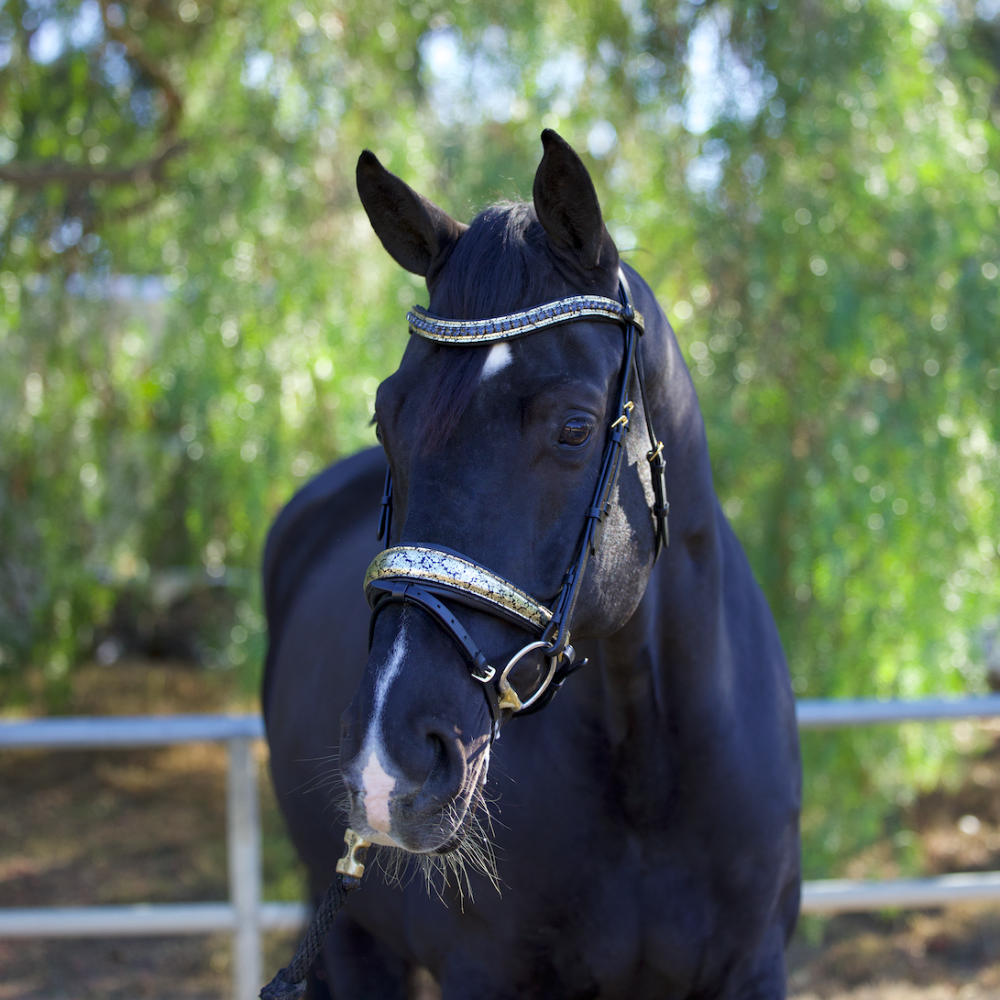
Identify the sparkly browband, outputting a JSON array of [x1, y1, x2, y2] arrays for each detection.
[[364, 545, 553, 632], [407, 294, 644, 344]]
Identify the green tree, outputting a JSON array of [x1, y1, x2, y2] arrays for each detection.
[[1, 0, 998, 877]]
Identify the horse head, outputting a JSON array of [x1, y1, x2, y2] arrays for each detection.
[[338, 131, 668, 870]]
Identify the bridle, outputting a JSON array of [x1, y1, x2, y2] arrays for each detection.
[[363, 270, 669, 740]]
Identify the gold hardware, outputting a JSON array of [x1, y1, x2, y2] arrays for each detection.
[[611, 401, 634, 431], [336, 828, 371, 879], [647, 440, 663, 461], [497, 679, 523, 713]]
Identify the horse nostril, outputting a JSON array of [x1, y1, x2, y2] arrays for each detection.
[[418, 729, 463, 803], [427, 733, 448, 782]]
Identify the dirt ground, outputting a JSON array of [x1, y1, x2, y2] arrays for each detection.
[[0, 662, 302, 999], [4, 661, 1000, 999], [786, 907, 1000, 999]]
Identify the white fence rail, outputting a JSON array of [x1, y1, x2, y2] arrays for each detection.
[[4, 695, 1000, 997], [797, 694, 1000, 913], [0, 714, 306, 1000]]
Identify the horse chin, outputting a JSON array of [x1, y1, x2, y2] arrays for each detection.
[[373, 802, 498, 898], [433, 833, 466, 855], [347, 789, 475, 854], [390, 797, 476, 855], [363, 829, 406, 849]]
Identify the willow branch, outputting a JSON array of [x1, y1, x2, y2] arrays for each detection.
[[0, 141, 187, 191], [98, 0, 184, 134]]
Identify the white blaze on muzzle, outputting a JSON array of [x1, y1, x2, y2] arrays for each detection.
[[358, 622, 407, 837]]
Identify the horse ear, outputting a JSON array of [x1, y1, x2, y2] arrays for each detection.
[[532, 129, 615, 272], [356, 150, 467, 278]]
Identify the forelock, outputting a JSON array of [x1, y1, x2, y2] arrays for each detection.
[[416, 202, 564, 452]]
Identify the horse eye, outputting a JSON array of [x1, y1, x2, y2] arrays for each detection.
[[558, 417, 592, 447]]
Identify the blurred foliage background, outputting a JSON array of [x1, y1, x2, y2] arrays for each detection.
[[0, 0, 998, 879]]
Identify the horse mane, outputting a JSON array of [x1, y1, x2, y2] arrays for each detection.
[[417, 201, 560, 453]]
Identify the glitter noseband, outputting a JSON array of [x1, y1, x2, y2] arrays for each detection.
[[364, 271, 669, 740]]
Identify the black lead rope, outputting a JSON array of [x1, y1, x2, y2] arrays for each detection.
[[259, 832, 369, 1000], [259, 875, 358, 1000]]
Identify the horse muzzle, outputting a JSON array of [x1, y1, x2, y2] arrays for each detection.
[[341, 714, 487, 855]]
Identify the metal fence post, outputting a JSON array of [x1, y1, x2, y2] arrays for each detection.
[[227, 736, 262, 1000]]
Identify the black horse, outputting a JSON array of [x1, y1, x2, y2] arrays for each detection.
[[263, 131, 801, 999]]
